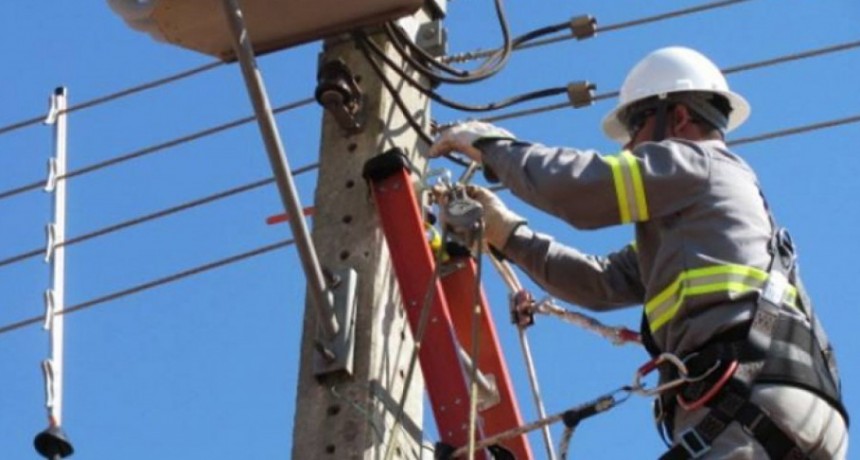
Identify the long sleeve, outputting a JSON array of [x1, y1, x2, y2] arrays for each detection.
[[503, 225, 645, 311], [481, 139, 712, 229]]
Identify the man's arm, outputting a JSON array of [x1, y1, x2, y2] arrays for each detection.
[[481, 139, 712, 229], [503, 226, 645, 311]]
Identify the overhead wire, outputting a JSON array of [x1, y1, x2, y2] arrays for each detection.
[[0, 238, 295, 336], [0, 162, 318, 270], [0, 110, 860, 334], [0, 61, 223, 137], [477, 39, 860, 123], [728, 114, 860, 147], [0, 97, 314, 202], [383, 0, 513, 84], [359, 32, 568, 114], [443, 0, 753, 64]]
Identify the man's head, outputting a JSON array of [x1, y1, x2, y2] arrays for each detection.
[[602, 47, 750, 148]]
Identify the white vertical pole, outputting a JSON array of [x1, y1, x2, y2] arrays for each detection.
[[43, 87, 69, 428]]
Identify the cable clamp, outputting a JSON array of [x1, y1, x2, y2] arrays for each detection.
[[45, 158, 58, 193], [510, 289, 535, 328], [569, 15, 597, 40], [43, 289, 56, 331], [44, 92, 60, 125], [41, 358, 56, 410], [44, 224, 57, 263], [567, 81, 596, 108]]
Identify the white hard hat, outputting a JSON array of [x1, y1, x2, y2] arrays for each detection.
[[601, 46, 750, 143]]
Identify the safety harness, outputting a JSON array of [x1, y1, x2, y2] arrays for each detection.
[[640, 226, 848, 459]]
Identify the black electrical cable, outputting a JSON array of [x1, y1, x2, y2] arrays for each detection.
[[0, 62, 223, 137], [0, 239, 296, 337], [382, 0, 513, 85], [0, 97, 314, 203], [476, 40, 860, 124], [355, 34, 434, 146], [443, 0, 753, 64], [359, 33, 567, 113]]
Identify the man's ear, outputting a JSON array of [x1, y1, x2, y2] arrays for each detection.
[[671, 104, 693, 135]]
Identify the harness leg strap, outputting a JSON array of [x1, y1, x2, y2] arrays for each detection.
[[660, 386, 808, 460]]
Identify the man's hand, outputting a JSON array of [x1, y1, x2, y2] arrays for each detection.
[[427, 120, 515, 162], [466, 185, 526, 250]]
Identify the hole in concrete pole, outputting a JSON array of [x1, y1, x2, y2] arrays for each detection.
[[345, 179, 355, 189], [327, 405, 341, 416], [339, 250, 350, 261], [347, 142, 358, 153], [325, 444, 336, 454], [342, 215, 353, 224]]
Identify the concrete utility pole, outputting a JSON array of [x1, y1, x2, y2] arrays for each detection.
[[292, 7, 441, 460]]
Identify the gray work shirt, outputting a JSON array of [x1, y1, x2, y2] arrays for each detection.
[[481, 138, 779, 355]]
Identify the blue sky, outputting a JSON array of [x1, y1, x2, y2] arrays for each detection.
[[2, 1, 858, 459]]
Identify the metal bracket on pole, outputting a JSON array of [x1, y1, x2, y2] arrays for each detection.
[[315, 59, 364, 134], [220, 0, 344, 364], [313, 268, 358, 377]]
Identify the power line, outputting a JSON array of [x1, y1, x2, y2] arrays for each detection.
[[0, 238, 296, 337], [722, 39, 860, 74], [443, 0, 751, 64], [728, 113, 860, 147], [0, 62, 223, 137], [478, 39, 860, 124], [0, 162, 319, 270], [0, 97, 314, 202], [1, 112, 857, 337]]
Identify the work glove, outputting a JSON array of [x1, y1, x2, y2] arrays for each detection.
[[466, 185, 526, 251], [427, 120, 516, 163]]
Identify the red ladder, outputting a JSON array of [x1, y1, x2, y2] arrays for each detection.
[[363, 149, 532, 459]]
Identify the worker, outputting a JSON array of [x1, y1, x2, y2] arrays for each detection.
[[427, 47, 848, 459]]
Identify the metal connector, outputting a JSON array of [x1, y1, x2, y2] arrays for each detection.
[[567, 81, 596, 108], [570, 15, 597, 40]]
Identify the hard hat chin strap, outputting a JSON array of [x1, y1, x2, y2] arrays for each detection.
[[651, 99, 670, 142]]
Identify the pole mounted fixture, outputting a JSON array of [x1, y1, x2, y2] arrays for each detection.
[[315, 59, 364, 134], [35, 87, 75, 459]]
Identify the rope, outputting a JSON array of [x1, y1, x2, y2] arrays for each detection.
[[448, 387, 632, 458], [0, 162, 319, 270], [535, 299, 642, 346], [0, 97, 314, 203], [0, 239, 295, 336], [466, 226, 485, 460], [486, 254, 557, 459], [0, 62, 223, 137]]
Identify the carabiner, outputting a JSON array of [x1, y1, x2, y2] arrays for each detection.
[[631, 353, 689, 396], [676, 360, 738, 411]]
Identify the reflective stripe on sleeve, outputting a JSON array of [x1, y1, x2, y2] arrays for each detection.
[[645, 264, 799, 333], [603, 150, 649, 223]]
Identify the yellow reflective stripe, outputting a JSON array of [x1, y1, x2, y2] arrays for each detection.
[[623, 150, 650, 221], [604, 155, 631, 223], [603, 151, 649, 224], [644, 264, 796, 333]]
